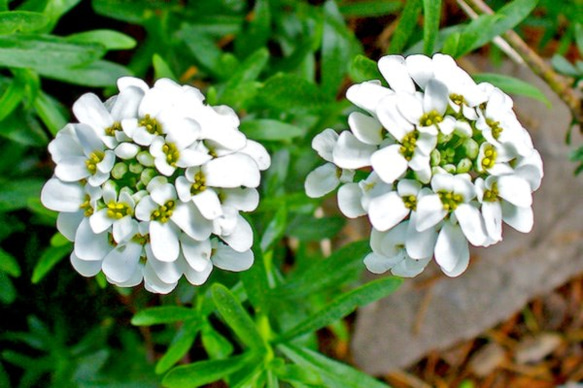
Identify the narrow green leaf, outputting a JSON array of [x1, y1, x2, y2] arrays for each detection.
[[453, 14, 501, 57], [258, 74, 326, 113], [240, 119, 304, 141], [235, 0, 270, 57], [66, 29, 137, 50], [33, 91, 68, 136], [271, 240, 370, 299], [279, 344, 389, 388], [0, 272, 15, 304], [131, 306, 198, 326], [155, 319, 201, 374], [349, 54, 383, 83], [39, 60, 132, 87], [473, 73, 551, 107], [0, 35, 104, 70], [178, 27, 223, 77], [575, 23, 583, 54], [240, 248, 270, 311], [286, 215, 345, 242], [272, 362, 322, 386], [31, 244, 71, 283], [211, 284, 267, 350], [153, 54, 177, 81], [162, 353, 254, 388], [339, 1, 401, 17], [276, 277, 401, 341], [92, 0, 177, 24], [0, 11, 48, 34], [201, 323, 234, 360], [388, 0, 421, 53], [0, 77, 24, 122], [441, 31, 461, 56], [422, 0, 441, 54], [260, 207, 287, 253], [219, 48, 269, 108], [551, 54, 579, 77], [0, 178, 44, 212], [0, 248, 20, 277]]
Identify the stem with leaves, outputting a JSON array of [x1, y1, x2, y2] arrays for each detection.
[[459, 0, 583, 126]]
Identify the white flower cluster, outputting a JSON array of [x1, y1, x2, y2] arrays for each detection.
[[306, 54, 543, 278], [41, 78, 270, 293]]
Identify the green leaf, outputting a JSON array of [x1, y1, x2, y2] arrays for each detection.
[[575, 23, 583, 54], [178, 27, 223, 77], [473, 73, 551, 107], [339, 1, 401, 17], [0, 272, 15, 304], [388, 0, 421, 53], [271, 240, 370, 299], [162, 353, 253, 388], [66, 29, 137, 50], [260, 207, 287, 253], [219, 48, 269, 108], [0, 11, 48, 34], [276, 277, 401, 342], [449, 14, 501, 57], [0, 248, 20, 277], [279, 344, 389, 388], [0, 108, 48, 146], [271, 359, 322, 386], [31, 244, 71, 283], [201, 323, 234, 360], [33, 91, 68, 136], [131, 306, 198, 326], [258, 74, 326, 113], [240, 119, 304, 141], [0, 178, 44, 212], [0, 76, 25, 122], [153, 54, 177, 81], [349, 54, 383, 83], [92, 0, 178, 24], [40, 60, 132, 87], [235, 0, 270, 57], [240, 248, 270, 312], [155, 319, 201, 374], [211, 284, 267, 350], [551, 54, 579, 77], [286, 215, 345, 242], [0, 35, 104, 70], [422, 0, 441, 54]]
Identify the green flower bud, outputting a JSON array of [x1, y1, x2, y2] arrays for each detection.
[[137, 151, 155, 167], [112, 162, 128, 179], [140, 168, 156, 186], [430, 149, 441, 166], [129, 162, 144, 174], [461, 138, 479, 160], [456, 158, 472, 173], [443, 164, 457, 174]]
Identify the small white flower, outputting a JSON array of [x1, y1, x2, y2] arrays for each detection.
[[42, 77, 270, 293], [306, 53, 543, 278]]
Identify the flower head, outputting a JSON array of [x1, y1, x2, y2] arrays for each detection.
[[41, 77, 270, 293], [306, 53, 543, 278]]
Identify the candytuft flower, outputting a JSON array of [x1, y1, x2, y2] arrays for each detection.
[[41, 77, 270, 293], [306, 53, 543, 278]]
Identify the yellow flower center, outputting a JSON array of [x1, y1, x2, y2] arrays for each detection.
[[486, 118, 503, 139], [105, 121, 122, 136], [85, 151, 105, 174], [106, 201, 133, 219], [399, 131, 419, 161], [151, 200, 176, 223], [139, 114, 163, 135], [190, 171, 207, 195], [419, 110, 444, 127], [402, 195, 417, 210], [481, 144, 497, 170], [79, 195, 93, 217], [438, 191, 463, 211], [162, 142, 180, 167], [483, 182, 499, 202], [450, 94, 465, 106]]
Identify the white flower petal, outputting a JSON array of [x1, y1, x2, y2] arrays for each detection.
[[70, 252, 102, 277], [192, 189, 223, 220], [102, 242, 142, 283], [370, 145, 408, 184], [204, 154, 260, 188], [41, 178, 84, 212], [368, 191, 409, 232], [222, 188, 259, 212], [57, 211, 84, 241], [405, 54, 434, 88], [305, 163, 341, 198], [182, 258, 213, 285], [435, 221, 469, 275], [378, 55, 415, 94], [312, 128, 339, 161], [73, 93, 114, 130], [172, 202, 213, 241], [55, 157, 90, 182], [415, 194, 447, 231], [240, 139, 271, 171], [212, 243, 254, 271], [89, 208, 114, 234], [115, 142, 140, 159], [113, 217, 138, 243], [337, 183, 366, 218], [220, 215, 253, 252], [405, 214, 438, 259], [391, 256, 431, 277], [455, 203, 487, 246], [396, 93, 424, 125], [482, 201, 502, 243], [74, 218, 112, 261], [146, 249, 182, 284], [363, 252, 404, 274], [135, 196, 158, 221], [424, 79, 449, 114], [143, 261, 177, 294], [180, 234, 212, 271], [346, 80, 392, 112], [501, 201, 533, 233], [376, 94, 414, 141], [332, 131, 375, 169], [348, 111, 383, 145], [497, 175, 532, 207], [149, 221, 180, 262], [175, 176, 193, 202]]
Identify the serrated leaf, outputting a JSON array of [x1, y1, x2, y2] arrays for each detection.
[[388, 0, 421, 53], [155, 319, 201, 374], [66, 29, 137, 50], [162, 353, 253, 388], [31, 244, 71, 283], [240, 119, 305, 141], [422, 0, 441, 54], [270, 240, 370, 299], [258, 74, 326, 113], [279, 344, 389, 388], [0, 11, 48, 34], [211, 284, 267, 350], [473, 73, 551, 107], [276, 277, 401, 342], [0, 248, 20, 277], [131, 306, 198, 326]]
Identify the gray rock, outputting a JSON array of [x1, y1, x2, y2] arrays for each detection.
[[351, 60, 583, 374]]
